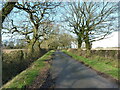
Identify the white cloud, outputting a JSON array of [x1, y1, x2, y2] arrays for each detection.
[[2, 31, 119, 48], [92, 31, 118, 48]]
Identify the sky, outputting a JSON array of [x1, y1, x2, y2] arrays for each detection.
[[92, 31, 119, 48], [1, 1, 119, 48], [70, 31, 119, 48], [2, 31, 119, 48]]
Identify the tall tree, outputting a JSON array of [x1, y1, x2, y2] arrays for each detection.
[[5, 1, 60, 52], [42, 32, 74, 49], [0, 0, 18, 23], [0, 0, 18, 87], [64, 2, 117, 50]]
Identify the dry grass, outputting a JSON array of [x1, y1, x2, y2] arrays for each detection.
[[92, 47, 120, 50], [2, 49, 26, 53]]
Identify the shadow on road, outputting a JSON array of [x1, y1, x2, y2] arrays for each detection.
[[50, 51, 119, 88]]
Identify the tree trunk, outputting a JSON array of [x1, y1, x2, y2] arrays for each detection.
[[0, 1, 17, 87], [84, 35, 92, 57], [29, 44, 34, 53], [77, 36, 82, 49], [85, 41, 91, 50], [29, 40, 36, 53], [38, 42, 42, 53], [0, 15, 2, 87], [84, 36, 92, 50], [1, 0, 18, 23]]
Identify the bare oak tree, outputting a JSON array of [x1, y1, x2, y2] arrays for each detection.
[[7, 1, 60, 52], [0, 0, 18, 23], [0, 0, 18, 87], [64, 2, 117, 50]]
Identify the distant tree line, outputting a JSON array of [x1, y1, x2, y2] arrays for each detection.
[[2, 39, 26, 49], [1, 1, 118, 51]]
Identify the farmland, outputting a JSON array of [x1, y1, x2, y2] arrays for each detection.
[[2, 49, 26, 53]]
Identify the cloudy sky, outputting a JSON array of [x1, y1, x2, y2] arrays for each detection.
[[92, 31, 119, 48], [1, 1, 119, 48], [2, 31, 119, 48], [71, 31, 119, 48]]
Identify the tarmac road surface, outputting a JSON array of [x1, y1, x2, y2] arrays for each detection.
[[50, 51, 119, 88]]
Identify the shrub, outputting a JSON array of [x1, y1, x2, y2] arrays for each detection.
[[1, 50, 54, 89], [2, 49, 48, 84], [67, 49, 118, 60]]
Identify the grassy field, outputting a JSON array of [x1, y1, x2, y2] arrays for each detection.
[[62, 50, 119, 80], [1, 50, 55, 89], [2, 49, 26, 53]]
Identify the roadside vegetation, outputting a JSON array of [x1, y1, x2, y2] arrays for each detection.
[[1, 50, 54, 89], [2, 48, 48, 84], [62, 49, 119, 80]]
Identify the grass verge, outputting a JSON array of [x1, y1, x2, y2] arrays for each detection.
[[62, 50, 119, 80], [1, 50, 55, 89]]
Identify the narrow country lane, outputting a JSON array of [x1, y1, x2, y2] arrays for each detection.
[[50, 51, 119, 88]]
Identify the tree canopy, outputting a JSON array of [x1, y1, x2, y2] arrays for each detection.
[[63, 2, 118, 50]]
